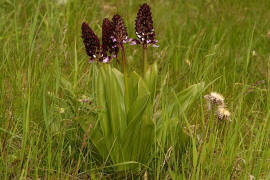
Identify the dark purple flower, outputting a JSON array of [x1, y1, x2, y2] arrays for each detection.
[[101, 18, 119, 63], [81, 22, 101, 62], [112, 14, 131, 46], [133, 3, 158, 48]]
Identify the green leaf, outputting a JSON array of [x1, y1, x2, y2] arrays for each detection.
[[122, 94, 150, 160], [173, 82, 205, 115], [81, 64, 157, 169], [126, 94, 150, 125], [128, 71, 140, 105], [144, 62, 158, 96]]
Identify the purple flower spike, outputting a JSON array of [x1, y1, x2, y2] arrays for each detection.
[[112, 14, 129, 45], [102, 18, 119, 60], [81, 22, 101, 61], [135, 3, 158, 47]]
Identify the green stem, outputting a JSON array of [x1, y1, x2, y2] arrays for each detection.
[[120, 44, 129, 107], [143, 46, 147, 75]]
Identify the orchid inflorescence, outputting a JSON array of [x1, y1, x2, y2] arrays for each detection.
[[81, 22, 101, 62], [112, 14, 132, 46], [101, 18, 118, 63], [132, 3, 158, 48], [81, 16, 128, 63], [81, 3, 157, 65]]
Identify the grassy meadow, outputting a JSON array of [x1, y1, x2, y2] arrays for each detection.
[[1, 0, 270, 179]]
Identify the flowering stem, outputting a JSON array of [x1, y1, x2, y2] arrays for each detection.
[[143, 45, 147, 74], [120, 44, 129, 107]]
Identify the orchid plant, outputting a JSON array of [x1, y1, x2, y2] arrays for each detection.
[[76, 3, 204, 172]]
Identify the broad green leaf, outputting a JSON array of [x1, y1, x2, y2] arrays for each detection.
[[122, 94, 150, 161], [96, 66, 111, 138], [144, 62, 158, 96], [128, 71, 140, 105], [138, 78, 150, 98], [126, 94, 150, 125]]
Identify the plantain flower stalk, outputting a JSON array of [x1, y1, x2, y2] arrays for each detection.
[[133, 3, 158, 73], [216, 106, 231, 122], [204, 92, 225, 111], [204, 92, 232, 122]]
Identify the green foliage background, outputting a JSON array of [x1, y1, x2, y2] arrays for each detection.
[[0, 0, 270, 179]]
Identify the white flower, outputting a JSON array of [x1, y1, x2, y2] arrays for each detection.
[[204, 92, 225, 107], [210, 92, 224, 102], [216, 106, 231, 121]]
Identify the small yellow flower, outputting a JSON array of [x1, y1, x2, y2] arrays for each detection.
[[47, 91, 54, 96], [252, 50, 256, 56], [267, 30, 270, 39], [59, 108, 65, 114], [185, 59, 191, 67]]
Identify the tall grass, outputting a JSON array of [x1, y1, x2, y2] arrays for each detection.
[[0, 0, 270, 179]]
